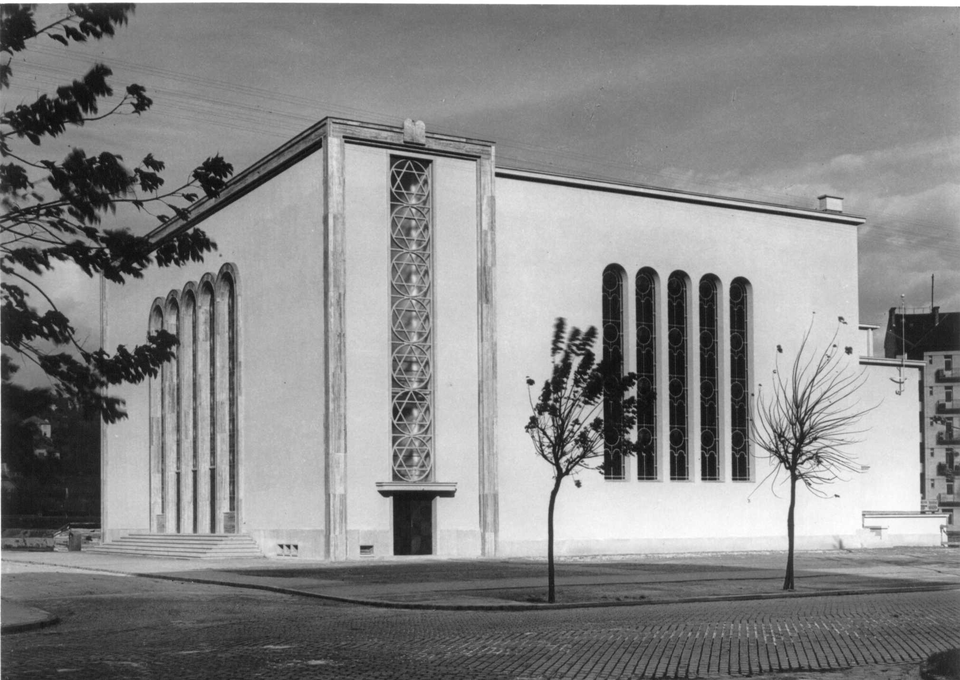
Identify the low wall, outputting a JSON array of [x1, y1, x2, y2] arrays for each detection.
[[860, 511, 949, 547]]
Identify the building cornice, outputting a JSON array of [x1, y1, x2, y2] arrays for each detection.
[[496, 167, 867, 226], [145, 117, 866, 247], [146, 118, 495, 246]]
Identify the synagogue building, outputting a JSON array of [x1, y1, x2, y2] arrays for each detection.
[[98, 118, 944, 560]]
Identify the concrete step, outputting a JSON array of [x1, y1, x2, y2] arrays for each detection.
[[89, 533, 262, 560]]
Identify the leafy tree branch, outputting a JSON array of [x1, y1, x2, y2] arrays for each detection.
[[525, 318, 641, 602], [1, 4, 233, 422]]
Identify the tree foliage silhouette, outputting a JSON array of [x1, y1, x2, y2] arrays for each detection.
[[1, 4, 233, 422], [752, 316, 874, 590], [525, 318, 640, 603]]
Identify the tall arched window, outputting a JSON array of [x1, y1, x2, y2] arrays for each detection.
[[699, 276, 719, 481], [197, 278, 215, 533], [390, 157, 434, 483], [667, 272, 689, 481], [147, 267, 239, 535], [180, 287, 197, 534], [635, 268, 658, 480], [730, 277, 751, 481], [602, 265, 626, 480], [163, 292, 180, 533], [215, 266, 239, 530], [148, 302, 165, 532]]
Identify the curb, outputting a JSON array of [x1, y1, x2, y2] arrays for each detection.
[[6, 555, 959, 612], [142, 572, 960, 612], [1, 606, 60, 635]]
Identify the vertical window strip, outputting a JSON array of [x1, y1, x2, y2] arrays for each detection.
[[602, 266, 625, 480], [226, 277, 237, 513], [191, 298, 199, 533], [190, 299, 198, 473], [148, 272, 237, 535], [174, 302, 183, 533], [160, 358, 166, 517], [179, 292, 196, 534], [635, 270, 657, 480], [730, 278, 750, 480], [164, 299, 180, 530], [699, 278, 719, 481], [390, 158, 434, 482], [149, 307, 164, 524], [667, 273, 689, 481], [207, 289, 217, 532]]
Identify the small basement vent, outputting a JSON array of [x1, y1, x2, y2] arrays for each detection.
[[277, 543, 299, 557], [359, 545, 374, 556]]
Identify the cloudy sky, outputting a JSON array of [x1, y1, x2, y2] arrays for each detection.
[[6, 4, 959, 382]]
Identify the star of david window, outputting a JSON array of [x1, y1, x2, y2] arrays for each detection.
[[389, 158, 434, 482]]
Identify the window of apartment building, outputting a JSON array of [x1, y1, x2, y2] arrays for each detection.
[[947, 356, 954, 371]]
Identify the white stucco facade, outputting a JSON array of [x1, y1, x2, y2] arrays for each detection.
[[101, 118, 941, 560]]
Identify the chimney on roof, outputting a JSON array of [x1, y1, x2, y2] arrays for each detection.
[[818, 195, 843, 213]]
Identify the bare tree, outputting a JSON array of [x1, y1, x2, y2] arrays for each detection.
[[525, 318, 639, 603], [752, 316, 875, 590]]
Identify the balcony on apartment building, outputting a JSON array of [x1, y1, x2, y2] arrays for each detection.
[[936, 432, 960, 445], [935, 462, 960, 477], [938, 493, 959, 507], [936, 400, 960, 415], [935, 368, 960, 383]]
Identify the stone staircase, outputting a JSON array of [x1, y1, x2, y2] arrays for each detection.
[[88, 533, 263, 560]]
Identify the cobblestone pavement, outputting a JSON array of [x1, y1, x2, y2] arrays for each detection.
[[2, 567, 958, 679]]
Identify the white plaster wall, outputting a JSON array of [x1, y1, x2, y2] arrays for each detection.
[[860, 512, 948, 548], [103, 152, 327, 553], [433, 156, 482, 556], [342, 144, 392, 554], [494, 176, 868, 555], [343, 145, 481, 558], [854, 362, 923, 513]]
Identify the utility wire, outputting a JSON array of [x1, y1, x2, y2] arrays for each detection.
[[7, 46, 959, 256]]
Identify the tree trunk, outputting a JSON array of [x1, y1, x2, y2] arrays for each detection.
[[783, 472, 797, 591], [547, 479, 562, 603]]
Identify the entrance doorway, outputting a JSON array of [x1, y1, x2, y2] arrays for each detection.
[[393, 496, 433, 555]]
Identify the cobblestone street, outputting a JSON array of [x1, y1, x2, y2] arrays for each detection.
[[3, 566, 958, 679]]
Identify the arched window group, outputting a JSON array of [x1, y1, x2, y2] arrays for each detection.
[[601, 267, 752, 483], [149, 264, 239, 534]]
